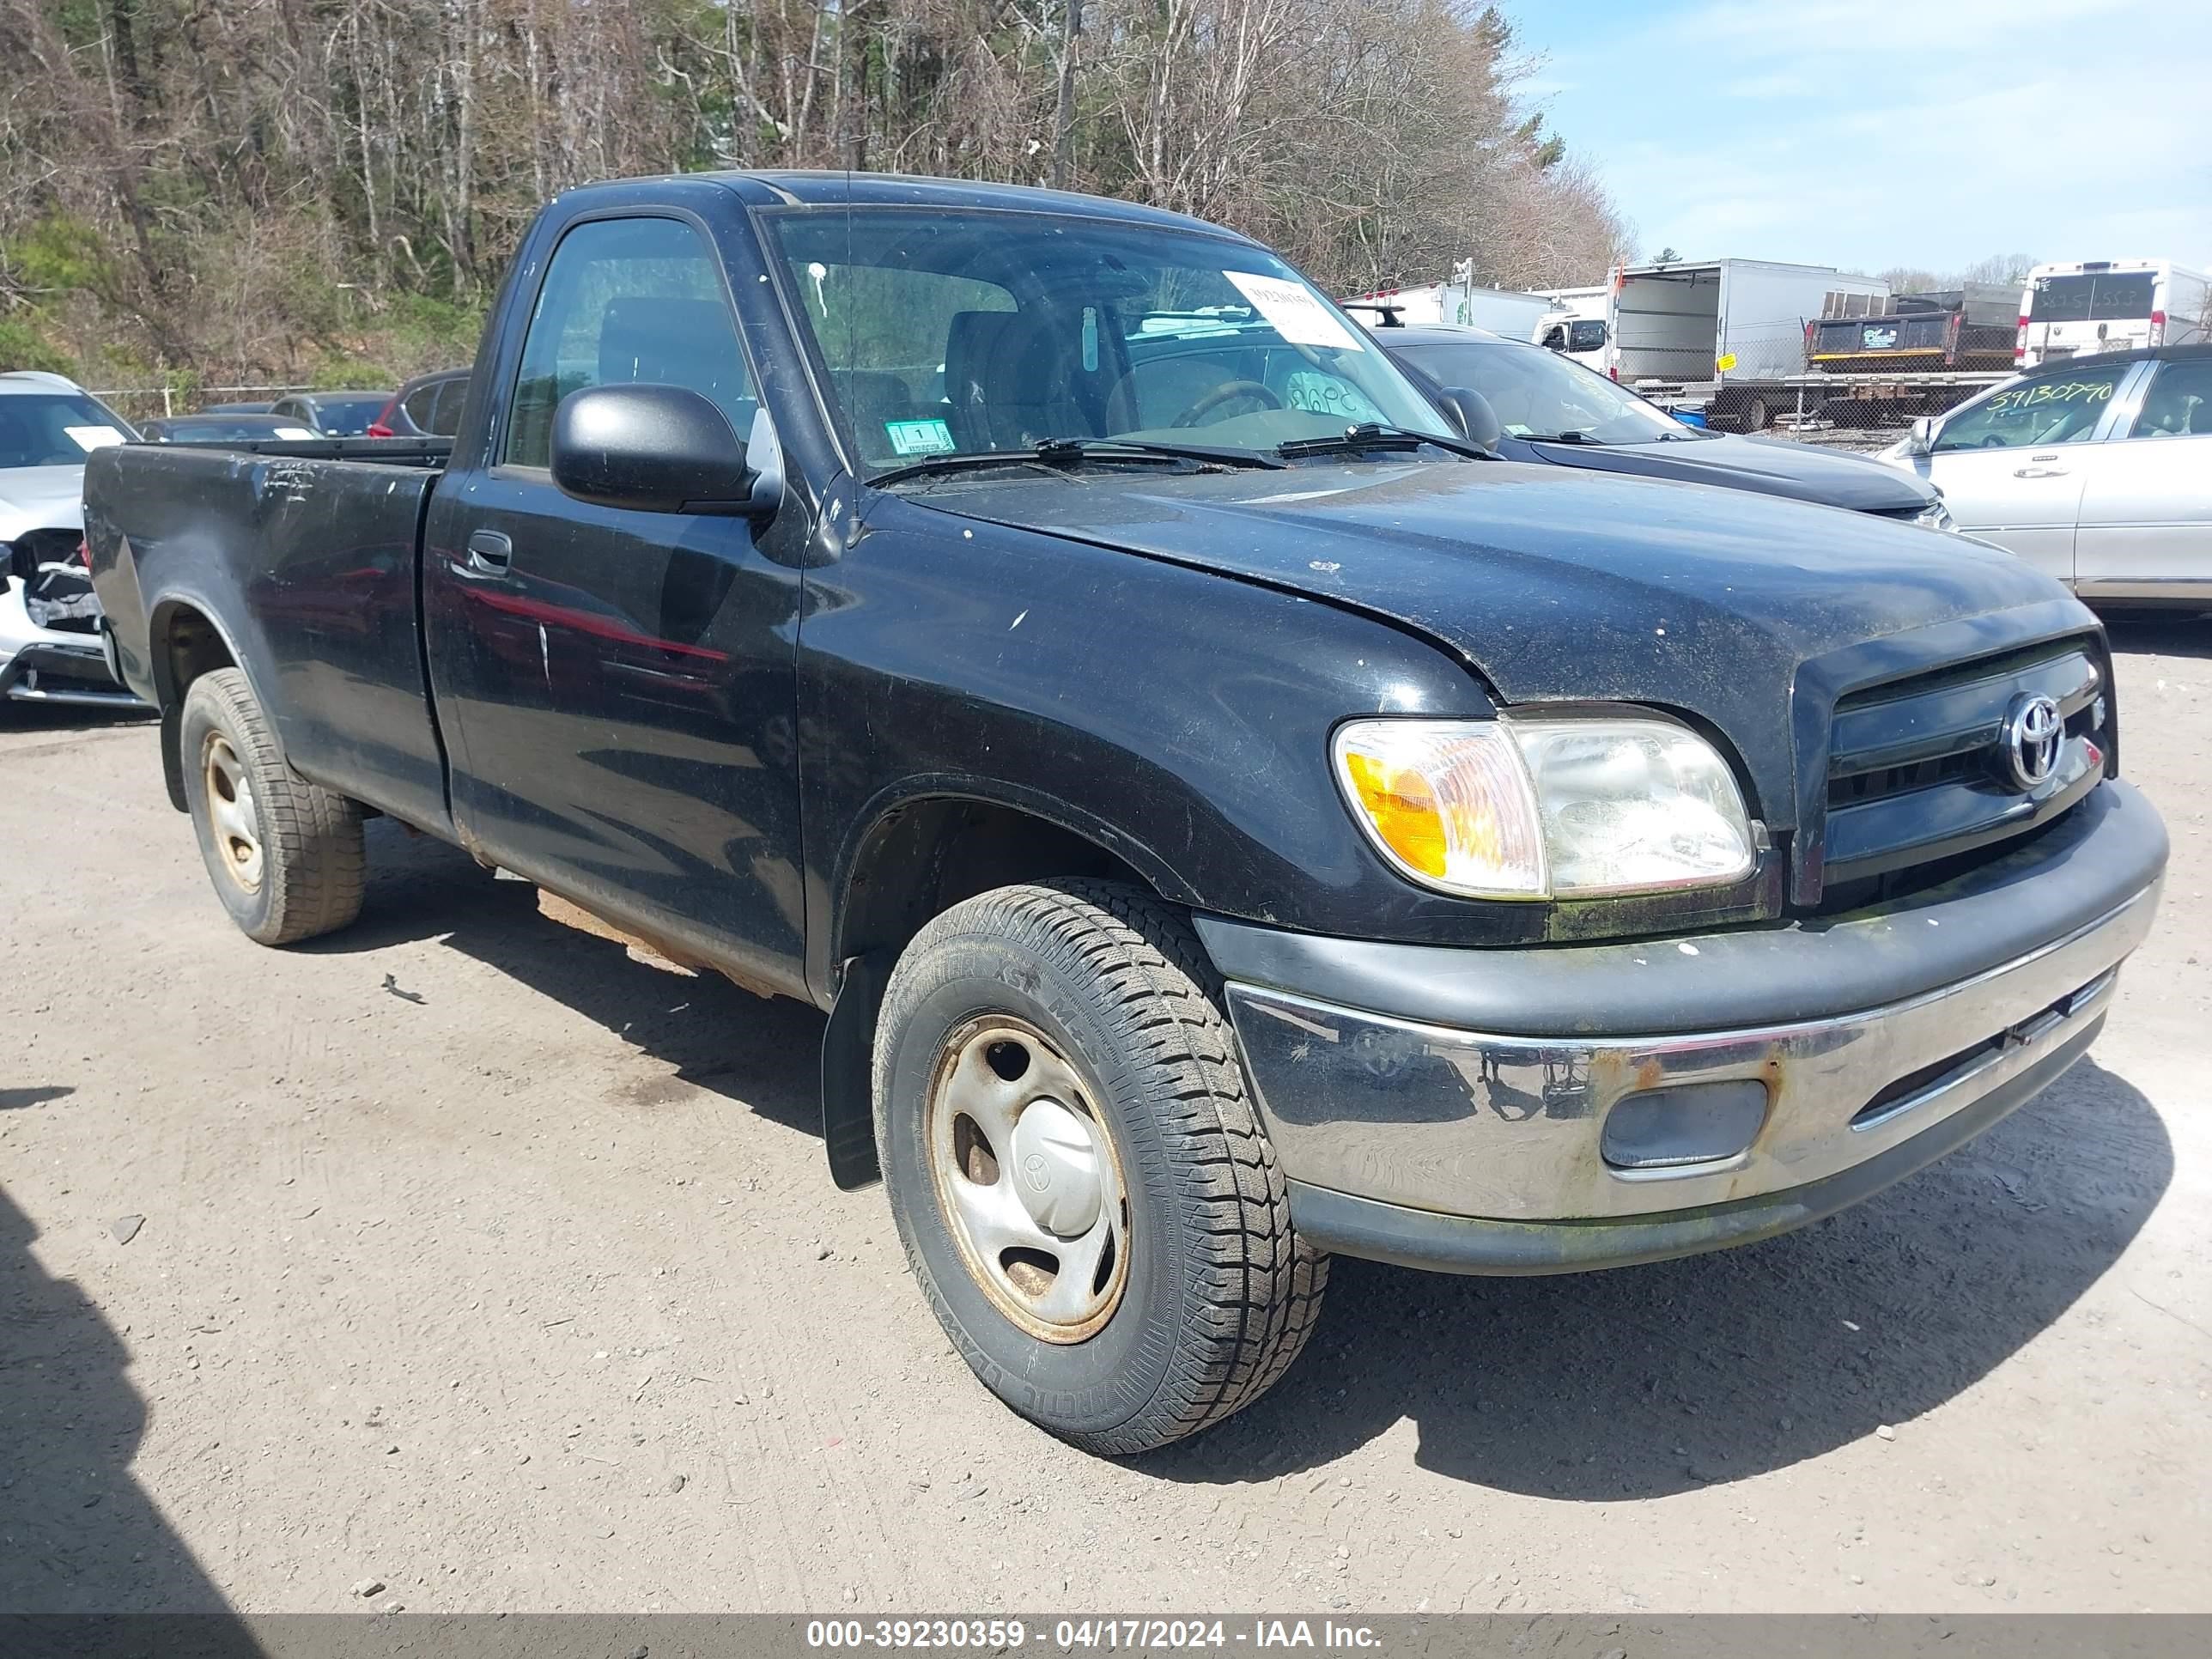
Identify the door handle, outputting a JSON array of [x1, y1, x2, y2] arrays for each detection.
[[2013, 465, 2068, 479], [464, 529, 513, 574]]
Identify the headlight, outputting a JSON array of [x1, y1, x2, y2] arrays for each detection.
[[1333, 714, 1756, 900], [1915, 496, 1955, 532]]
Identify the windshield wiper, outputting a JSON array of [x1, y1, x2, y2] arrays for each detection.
[[1033, 436, 1285, 470], [1519, 430, 1607, 445], [1275, 422, 1491, 461], [871, 436, 1284, 487]]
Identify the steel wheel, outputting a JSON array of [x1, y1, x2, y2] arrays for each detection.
[[925, 1015, 1131, 1343], [202, 732, 264, 892]]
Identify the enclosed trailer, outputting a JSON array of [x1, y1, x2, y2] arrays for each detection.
[[1589, 258, 1888, 428]]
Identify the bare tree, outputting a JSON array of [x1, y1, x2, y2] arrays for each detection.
[[0, 0, 1631, 383]]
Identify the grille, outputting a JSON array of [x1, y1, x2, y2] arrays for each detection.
[[1822, 638, 2106, 886]]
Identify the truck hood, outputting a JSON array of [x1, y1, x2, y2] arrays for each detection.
[[1521, 432, 1936, 514], [0, 465, 88, 540], [915, 459, 2081, 831]]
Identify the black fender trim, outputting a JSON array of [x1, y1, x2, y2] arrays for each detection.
[[822, 950, 894, 1189]]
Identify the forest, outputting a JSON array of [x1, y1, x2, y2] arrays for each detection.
[[0, 0, 1630, 394]]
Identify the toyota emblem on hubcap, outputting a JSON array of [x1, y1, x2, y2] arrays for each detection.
[[2001, 693, 2063, 790]]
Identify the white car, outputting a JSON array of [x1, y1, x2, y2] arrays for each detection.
[[0, 370, 143, 707], [1881, 344, 2212, 604]]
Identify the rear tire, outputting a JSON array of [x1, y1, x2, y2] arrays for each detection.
[[180, 668, 366, 945], [873, 879, 1327, 1456]]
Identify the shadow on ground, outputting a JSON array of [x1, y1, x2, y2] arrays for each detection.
[[1151, 1056, 2168, 1497], [0, 1182, 260, 1644], [0, 703, 156, 736], [305, 819, 824, 1135], [2106, 614, 2212, 659], [286, 829, 2173, 1500]]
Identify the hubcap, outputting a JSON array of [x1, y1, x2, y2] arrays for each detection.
[[925, 1016, 1131, 1343], [203, 733, 264, 892]]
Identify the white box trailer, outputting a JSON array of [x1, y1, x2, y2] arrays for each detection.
[[1346, 274, 1555, 338], [1568, 259, 1889, 430]]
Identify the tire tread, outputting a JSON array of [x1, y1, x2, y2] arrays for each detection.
[[878, 878, 1327, 1455]]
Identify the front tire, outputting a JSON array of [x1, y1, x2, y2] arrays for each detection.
[[874, 880, 1327, 1455], [180, 668, 366, 945]]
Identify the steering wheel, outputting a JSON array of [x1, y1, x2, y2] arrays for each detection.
[[1977, 434, 2008, 448], [1171, 379, 1282, 428]]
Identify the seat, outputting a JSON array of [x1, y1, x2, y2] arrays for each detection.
[[835, 368, 922, 448], [942, 307, 1099, 451]]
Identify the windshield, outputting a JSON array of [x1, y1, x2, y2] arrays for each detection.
[[0, 392, 133, 468], [764, 207, 1455, 477], [306, 396, 391, 435], [155, 416, 292, 442], [1393, 337, 1696, 444]]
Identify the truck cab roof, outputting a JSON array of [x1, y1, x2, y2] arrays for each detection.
[[558, 169, 1250, 241]]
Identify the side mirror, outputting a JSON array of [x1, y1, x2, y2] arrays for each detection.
[[1437, 386, 1503, 452], [1903, 415, 1937, 459], [550, 385, 758, 514]]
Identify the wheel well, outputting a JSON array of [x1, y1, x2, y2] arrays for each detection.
[[151, 603, 237, 811], [819, 797, 1174, 1191], [836, 797, 1161, 968], [152, 603, 236, 710]]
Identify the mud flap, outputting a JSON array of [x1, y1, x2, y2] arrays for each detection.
[[822, 951, 894, 1189]]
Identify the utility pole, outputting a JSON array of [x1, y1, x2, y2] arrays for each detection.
[[1051, 0, 1081, 189]]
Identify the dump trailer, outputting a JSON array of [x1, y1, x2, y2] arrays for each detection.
[[1807, 283, 2021, 374]]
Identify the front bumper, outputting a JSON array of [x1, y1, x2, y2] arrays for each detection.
[[0, 581, 142, 708], [1200, 780, 2166, 1275]]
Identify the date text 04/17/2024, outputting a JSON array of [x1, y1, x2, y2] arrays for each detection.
[[803, 1621, 1384, 1651]]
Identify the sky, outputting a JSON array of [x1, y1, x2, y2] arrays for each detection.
[[1500, 0, 2212, 276]]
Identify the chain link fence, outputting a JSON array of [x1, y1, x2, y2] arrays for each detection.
[[90, 385, 315, 424]]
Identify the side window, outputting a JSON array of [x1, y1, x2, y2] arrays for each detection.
[[1567, 319, 1607, 353], [1540, 325, 1568, 351], [2125, 360, 2212, 440], [428, 379, 465, 437], [402, 384, 440, 429], [1933, 362, 2131, 452], [505, 216, 756, 470]]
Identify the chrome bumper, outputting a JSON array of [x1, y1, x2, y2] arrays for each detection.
[[1208, 785, 2166, 1273]]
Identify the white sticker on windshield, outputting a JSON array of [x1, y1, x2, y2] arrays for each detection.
[[65, 425, 127, 452], [274, 427, 317, 440], [1223, 271, 1364, 352]]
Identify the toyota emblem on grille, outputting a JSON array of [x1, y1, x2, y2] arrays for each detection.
[[2001, 692, 2063, 789]]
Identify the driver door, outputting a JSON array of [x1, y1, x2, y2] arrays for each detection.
[[1919, 358, 2137, 585]]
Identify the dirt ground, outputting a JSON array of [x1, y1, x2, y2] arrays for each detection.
[[3, 621, 2209, 1619]]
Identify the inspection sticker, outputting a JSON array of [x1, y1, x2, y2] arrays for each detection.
[[1224, 271, 1364, 352], [884, 417, 957, 456]]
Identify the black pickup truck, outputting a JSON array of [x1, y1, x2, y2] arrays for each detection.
[[87, 172, 2167, 1456]]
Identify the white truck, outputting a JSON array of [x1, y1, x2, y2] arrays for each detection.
[[2016, 260, 2209, 368], [1346, 261, 1555, 338], [1540, 258, 1890, 431]]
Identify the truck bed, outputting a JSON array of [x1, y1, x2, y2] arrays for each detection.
[[85, 437, 458, 836]]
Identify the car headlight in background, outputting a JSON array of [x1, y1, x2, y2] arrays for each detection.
[[1915, 496, 1955, 532], [1332, 714, 1756, 900]]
